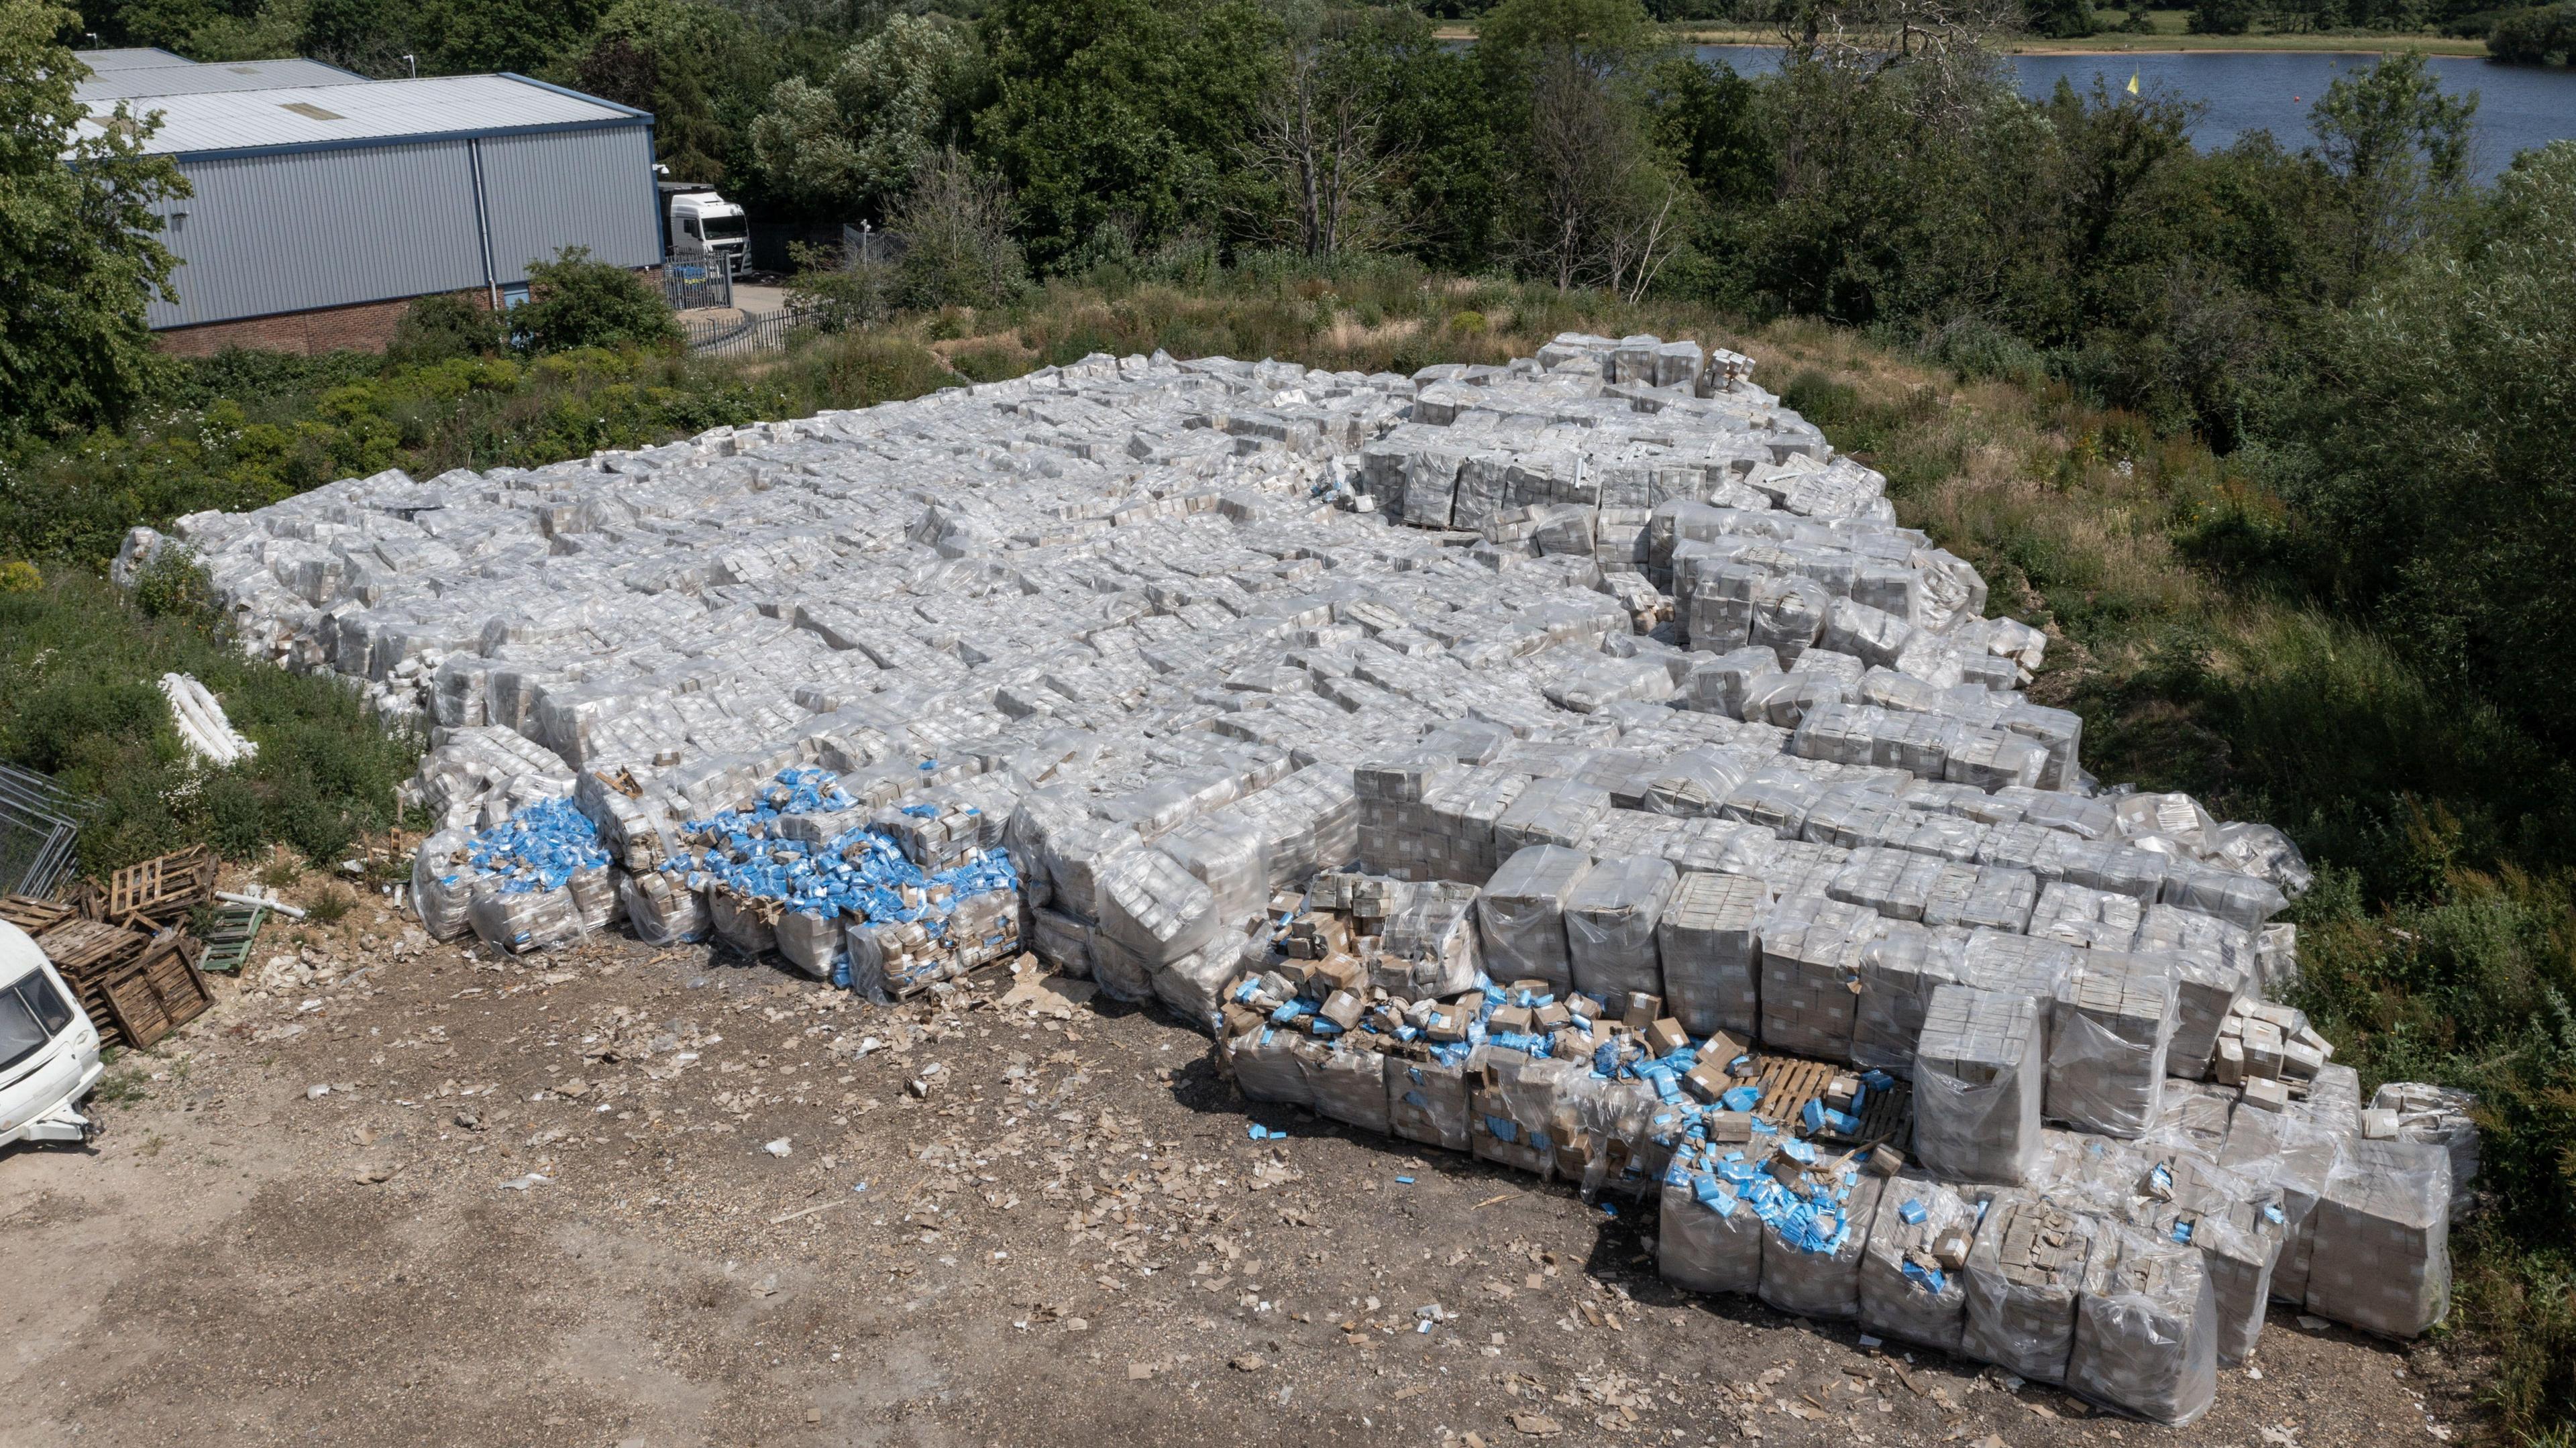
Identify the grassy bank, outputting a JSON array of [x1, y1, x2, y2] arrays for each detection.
[[3, 264, 2566, 1437]]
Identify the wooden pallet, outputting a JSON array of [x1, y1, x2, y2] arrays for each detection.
[[104, 846, 219, 927], [34, 918, 150, 976], [195, 901, 268, 974], [88, 932, 213, 1050], [1751, 1052, 1913, 1152], [0, 893, 77, 936]]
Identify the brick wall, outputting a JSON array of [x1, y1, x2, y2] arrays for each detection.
[[154, 291, 491, 358]]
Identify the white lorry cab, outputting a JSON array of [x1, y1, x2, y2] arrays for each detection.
[[661, 182, 749, 276], [0, 919, 103, 1149]]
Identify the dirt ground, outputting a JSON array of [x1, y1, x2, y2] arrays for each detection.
[[0, 887, 2481, 1448]]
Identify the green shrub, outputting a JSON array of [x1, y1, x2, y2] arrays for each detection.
[[512, 247, 682, 356], [386, 293, 506, 366]]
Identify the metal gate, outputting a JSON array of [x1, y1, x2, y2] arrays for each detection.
[[0, 763, 83, 899], [661, 258, 734, 312]]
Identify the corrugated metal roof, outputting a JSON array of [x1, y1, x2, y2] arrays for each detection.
[[72, 47, 193, 72], [86, 74, 646, 158], [76, 57, 364, 99]]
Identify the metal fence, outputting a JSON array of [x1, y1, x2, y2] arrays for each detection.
[[678, 309, 806, 356], [0, 763, 83, 899], [661, 258, 734, 312]]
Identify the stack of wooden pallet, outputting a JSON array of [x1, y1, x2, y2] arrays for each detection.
[[0, 845, 223, 1050]]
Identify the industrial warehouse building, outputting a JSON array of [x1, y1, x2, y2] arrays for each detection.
[[74, 52, 661, 355]]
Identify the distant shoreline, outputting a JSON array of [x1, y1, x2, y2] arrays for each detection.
[[1430, 23, 2493, 57]]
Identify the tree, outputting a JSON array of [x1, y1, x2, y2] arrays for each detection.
[[573, 0, 776, 186], [977, 0, 1281, 272], [511, 246, 680, 354], [2023, 0, 2096, 36], [883, 146, 1026, 311], [2274, 142, 2576, 744], [1, 1, 191, 445], [2486, 4, 2575, 64], [1238, 9, 1409, 259], [386, 292, 504, 366], [749, 12, 977, 220], [2308, 52, 2476, 292]]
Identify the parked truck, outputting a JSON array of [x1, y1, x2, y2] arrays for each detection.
[[659, 181, 749, 276]]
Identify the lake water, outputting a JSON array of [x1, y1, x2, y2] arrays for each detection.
[[1694, 46, 2576, 181]]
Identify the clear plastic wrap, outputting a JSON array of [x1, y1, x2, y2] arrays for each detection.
[[2217, 1104, 2344, 1306], [1759, 1170, 1884, 1321], [1914, 985, 2045, 1184], [411, 828, 484, 941], [1097, 846, 1220, 966], [2370, 1081, 2481, 1204], [1381, 883, 1484, 999], [774, 907, 844, 979], [1564, 853, 1678, 1001], [1228, 1024, 1313, 1107], [1469, 1048, 1572, 1178], [1302, 1042, 1394, 1134], [1385, 1054, 1472, 1151], [2046, 952, 2178, 1138], [1964, 1194, 2103, 1384], [1157, 814, 1271, 936], [1758, 895, 1883, 1061], [468, 884, 587, 954], [1150, 943, 1238, 1034], [708, 889, 779, 958], [2068, 1227, 2218, 1425], [1858, 1172, 1977, 1353], [1477, 845, 1592, 993], [1658, 1152, 1773, 1296], [1850, 924, 1965, 1074], [1088, 931, 1155, 1003], [1029, 905, 1096, 979], [1493, 776, 1613, 857], [621, 870, 710, 945], [2305, 1137, 2452, 1339], [1656, 870, 1766, 1038]]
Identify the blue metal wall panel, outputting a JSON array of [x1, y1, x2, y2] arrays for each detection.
[[477, 125, 661, 283], [148, 121, 657, 329], [149, 140, 484, 329]]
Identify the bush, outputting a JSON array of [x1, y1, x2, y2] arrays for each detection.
[[386, 293, 506, 366], [511, 247, 682, 356], [2487, 3, 2576, 62], [784, 241, 892, 334], [888, 148, 1028, 313]]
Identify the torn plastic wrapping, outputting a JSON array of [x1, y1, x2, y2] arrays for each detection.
[[411, 828, 484, 940], [1381, 883, 1484, 999], [622, 868, 711, 945], [2068, 1227, 2219, 1425], [1564, 853, 1678, 1001], [708, 889, 779, 958], [1228, 1025, 1313, 1108], [1858, 1172, 1978, 1353], [2046, 953, 2178, 1138], [1471, 1048, 1572, 1178], [1386, 1054, 1472, 1151], [1658, 1153, 1773, 1296], [2371, 1081, 2481, 1204], [1759, 1170, 1884, 1321], [1964, 1194, 2103, 1385], [1913, 985, 2045, 1186], [1656, 869, 1767, 1039]]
